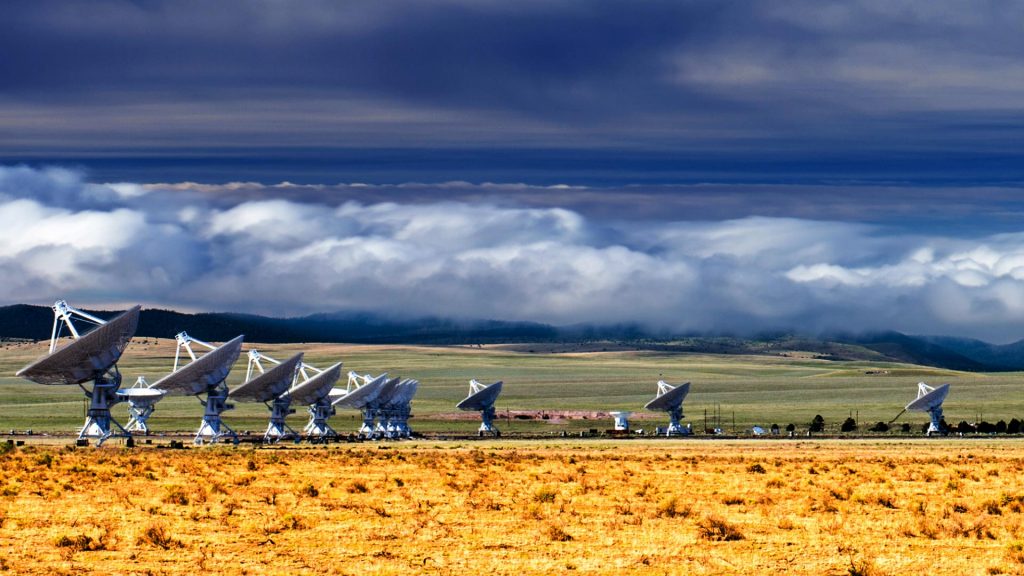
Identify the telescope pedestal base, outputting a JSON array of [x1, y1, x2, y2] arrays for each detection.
[[79, 379, 129, 447], [664, 407, 690, 436], [125, 404, 156, 434], [263, 397, 297, 443], [926, 407, 946, 436], [194, 385, 236, 445], [359, 409, 378, 437], [478, 406, 499, 436], [303, 399, 336, 442]]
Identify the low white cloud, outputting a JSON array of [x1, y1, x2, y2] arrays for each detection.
[[5, 166, 1024, 342]]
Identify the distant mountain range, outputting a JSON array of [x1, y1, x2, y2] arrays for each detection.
[[1, 303, 1023, 372]]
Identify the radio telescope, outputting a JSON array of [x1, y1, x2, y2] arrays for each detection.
[[905, 382, 950, 436], [359, 376, 401, 437], [290, 361, 343, 442], [117, 376, 167, 434], [456, 379, 503, 436], [331, 372, 389, 435], [230, 350, 304, 443], [150, 333, 244, 444], [380, 378, 419, 438], [16, 300, 140, 445], [644, 380, 692, 436], [609, 411, 631, 431]]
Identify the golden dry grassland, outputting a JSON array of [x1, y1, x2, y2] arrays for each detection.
[[2, 440, 1024, 575]]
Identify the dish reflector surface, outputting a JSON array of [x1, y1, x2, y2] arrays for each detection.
[[644, 381, 691, 411], [151, 335, 244, 395], [230, 353, 303, 402], [289, 363, 343, 405], [117, 387, 166, 407], [332, 374, 388, 408], [457, 380, 503, 411], [17, 306, 141, 386], [905, 383, 950, 412], [388, 379, 419, 407], [370, 377, 402, 407]]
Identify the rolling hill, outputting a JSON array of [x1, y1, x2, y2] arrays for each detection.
[[0, 303, 1019, 372]]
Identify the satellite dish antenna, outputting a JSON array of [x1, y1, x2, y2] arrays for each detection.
[[644, 380, 692, 436], [290, 361, 343, 442], [150, 332, 244, 444], [905, 382, 950, 436], [609, 411, 631, 431], [457, 380, 503, 436], [357, 376, 401, 438], [331, 372, 389, 436], [380, 378, 419, 438], [230, 350, 304, 443], [16, 300, 141, 445], [117, 376, 167, 434]]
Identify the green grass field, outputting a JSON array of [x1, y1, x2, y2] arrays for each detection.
[[1, 337, 1021, 437]]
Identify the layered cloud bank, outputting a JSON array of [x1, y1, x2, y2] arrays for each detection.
[[2, 1, 1024, 186], [3, 165, 1024, 341]]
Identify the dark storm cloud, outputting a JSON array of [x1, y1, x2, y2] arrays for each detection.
[[138, 180, 1024, 236], [6, 165, 1024, 342], [2, 0, 1024, 185]]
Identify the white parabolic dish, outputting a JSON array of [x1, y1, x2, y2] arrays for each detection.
[[369, 377, 402, 407], [457, 380, 503, 411], [288, 363, 343, 405], [230, 352, 303, 402], [644, 381, 691, 412], [116, 387, 166, 407], [386, 379, 418, 408], [17, 305, 141, 386], [905, 383, 950, 412], [150, 335, 245, 395], [332, 374, 389, 408]]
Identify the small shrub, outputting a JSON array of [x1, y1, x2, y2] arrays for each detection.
[[280, 514, 307, 530], [54, 528, 108, 552], [830, 487, 852, 501], [300, 483, 319, 498], [697, 514, 745, 541], [546, 524, 573, 542], [655, 496, 692, 518], [984, 500, 1003, 516], [137, 523, 181, 550], [847, 556, 888, 576], [162, 486, 189, 505], [872, 494, 897, 509], [746, 463, 766, 474], [1007, 541, 1024, 564], [348, 480, 369, 494], [534, 485, 558, 503], [722, 495, 745, 506], [367, 505, 390, 518]]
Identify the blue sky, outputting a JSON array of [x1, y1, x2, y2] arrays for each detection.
[[2, 1, 1024, 340]]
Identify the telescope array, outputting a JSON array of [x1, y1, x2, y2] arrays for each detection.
[[12, 300, 420, 445], [332, 373, 418, 438], [13, 300, 966, 445]]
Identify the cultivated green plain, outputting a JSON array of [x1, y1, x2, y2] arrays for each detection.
[[0, 337, 1021, 436]]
